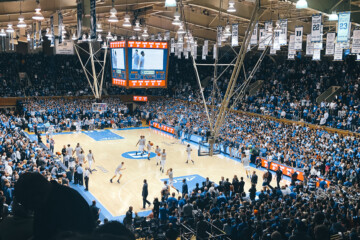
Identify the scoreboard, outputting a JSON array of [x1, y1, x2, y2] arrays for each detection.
[[110, 40, 169, 88]]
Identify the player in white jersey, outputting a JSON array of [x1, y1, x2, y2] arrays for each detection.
[[66, 144, 74, 157], [185, 144, 194, 164], [110, 162, 126, 183], [87, 149, 96, 173], [155, 146, 161, 165], [77, 150, 85, 164], [136, 135, 146, 156], [75, 143, 83, 158], [242, 152, 251, 178], [146, 141, 153, 160], [166, 168, 179, 194], [160, 149, 166, 173]]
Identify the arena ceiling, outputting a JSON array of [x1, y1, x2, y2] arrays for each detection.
[[0, 0, 358, 44]]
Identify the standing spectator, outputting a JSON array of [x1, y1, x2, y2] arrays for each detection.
[[89, 200, 100, 225], [276, 167, 283, 188], [182, 179, 188, 198], [84, 167, 90, 191], [49, 138, 55, 153], [251, 171, 258, 185], [123, 206, 133, 229]]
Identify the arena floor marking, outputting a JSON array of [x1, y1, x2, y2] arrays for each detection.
[[51, 127, 290, 219], [83, 129, 124, 141]]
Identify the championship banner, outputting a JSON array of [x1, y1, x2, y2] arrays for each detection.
[[279, 19, 288, 45], [337, 12, 351, 43], [50, 16, 55, 46], [306, 34, 314, 55], [170, 38, 175, 53], [272, 31, 280, 50], [311, 14, 322, 42], [250, 22, 258, 45], [334, 43, 343, 61], [288, 35, 295, 60], [294, 26, 303, 50], [77, 0, 82, 40], [259, 29, 265, 50], [217, 26, 223, 46], [204, 40, 208, 55], [231, 24, 239, 47], [352, 30, 360, 54], [264, 21, 272, 46], [326, 33, 335, 55], [313, 49, 321, 61], [213, 44, 217, 60], [90, 0, 96, 40], [58, 11, 63, 44], [202, 45, 206, 60]]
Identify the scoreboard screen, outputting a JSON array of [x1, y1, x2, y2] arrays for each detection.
[[110, 40, 169, 88], [127, 41, 168, 88], [110, 41, 127, 87]]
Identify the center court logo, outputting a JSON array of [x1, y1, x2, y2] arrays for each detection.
[[121, 151, 156, 160]]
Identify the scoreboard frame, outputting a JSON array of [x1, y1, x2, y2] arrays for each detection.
[[110, 40, 169, 89]]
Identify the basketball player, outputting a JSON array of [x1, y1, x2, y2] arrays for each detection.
[[77, 150, 85, 165], [75, 143, 83, 158], [166, 168, 179, 194], [87, 150, 96, 173], [136, 135, 146, 156], [110, 162, 126, 183], [185, 144, 194, 164], [160, 149, 166, 173], [146, 141, 152, 160], [155, 146, 161, 165], [242, 152, 251, 178]]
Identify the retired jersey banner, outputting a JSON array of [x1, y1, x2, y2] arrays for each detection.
[[352, 30, 360, 54], [294, 26, 303, 50], [334, 43, 343, 61], [306, 34, 314, 55], [313, 49, 321, 61], [311, 14, 322, 43], [58, 11, 63, 44], [272, 31, 280, 50], [202, 45, 206, 60], [326, 33, 335, 55], [204, 40, 208, 55], [250, 22, 258, 45], [231, 24, 238, 47], [217, 26, 223, 46], [213, 44, 217, 60], [259, 29, 265, 50], [90, 0, 96, 39], [337, 12, 351, 43], [279, 19, 288, 45], [288, 35, 295, 60], [264, 21, 272, 46]]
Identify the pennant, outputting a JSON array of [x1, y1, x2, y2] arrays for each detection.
[[351, 30, 360, 54], [337, 12, 351, 43], [326, 33, 335, 55], [279, 19, 288, 46], [231, 24, 238, 47], [311, 14, 322, 43], [294, 26, 303, 50]]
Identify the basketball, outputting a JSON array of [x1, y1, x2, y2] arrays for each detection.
[[157, 153, 161, 156], [150, 142, 153, 146]]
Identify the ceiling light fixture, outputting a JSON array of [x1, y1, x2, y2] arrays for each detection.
[[108, 0, 118, 23], [224, 25, 232, 37], [6, 23, 14, 33], [227, 0, 236, 13], [328, 11, 338, 21], [0, 29, 6, 37], [26, 33, 31, 41], [72, 33, 77, 40], [177, 23, 186, 35], [17, 17, 26, 28], [32, 0, 44, 21], [97, 34, 102, 42], [96, 23, 103, 32], [296, 0, 308, 9], [106, 31, 113, 39], [123, 14, 131, 27], [134, 20, 142, 31], [142, 27, 149, 38], [165, 0, 177, 7], [172, 10, 181, 25]]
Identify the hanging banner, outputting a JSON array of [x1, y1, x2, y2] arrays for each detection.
[[357, 54, 360, 61], [306, 34, 314, 55], [311, 14, 322, 43], [259, 29, 265, 50], [337, 12, 351, 43], [288, 35, 295, 59], [326, 33, 335, 55], [250, 22, 258, 45], [184, 50, 189, 59], [272, 31, 280, 50], [38, 21, 42, 47], [294, 26, 303, 50], [170, 38, 175, 53], [177, 47, 181, 59], [77, 0, 82, 40], [312, 49, 321, 60], [50, 15, 55, 46], [90, 0, 96, 39], [213, 44, 217, 60], [352, 30, 360, 54], [217, 26, 223, 46], [279, 19, 288, 45], [204, 40, 208, 55], [33, 22, 37, 49], [264, 21, 272, 46], [58, 11, 63, 44], [334, 43, 343, 61], [270, 47, 277, 55], [202, 45, 206, 60], [165, 31, 170, 41], [232, 24, 239, 47]]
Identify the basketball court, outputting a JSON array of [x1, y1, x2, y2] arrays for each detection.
[[48, 127, 288, 219]]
